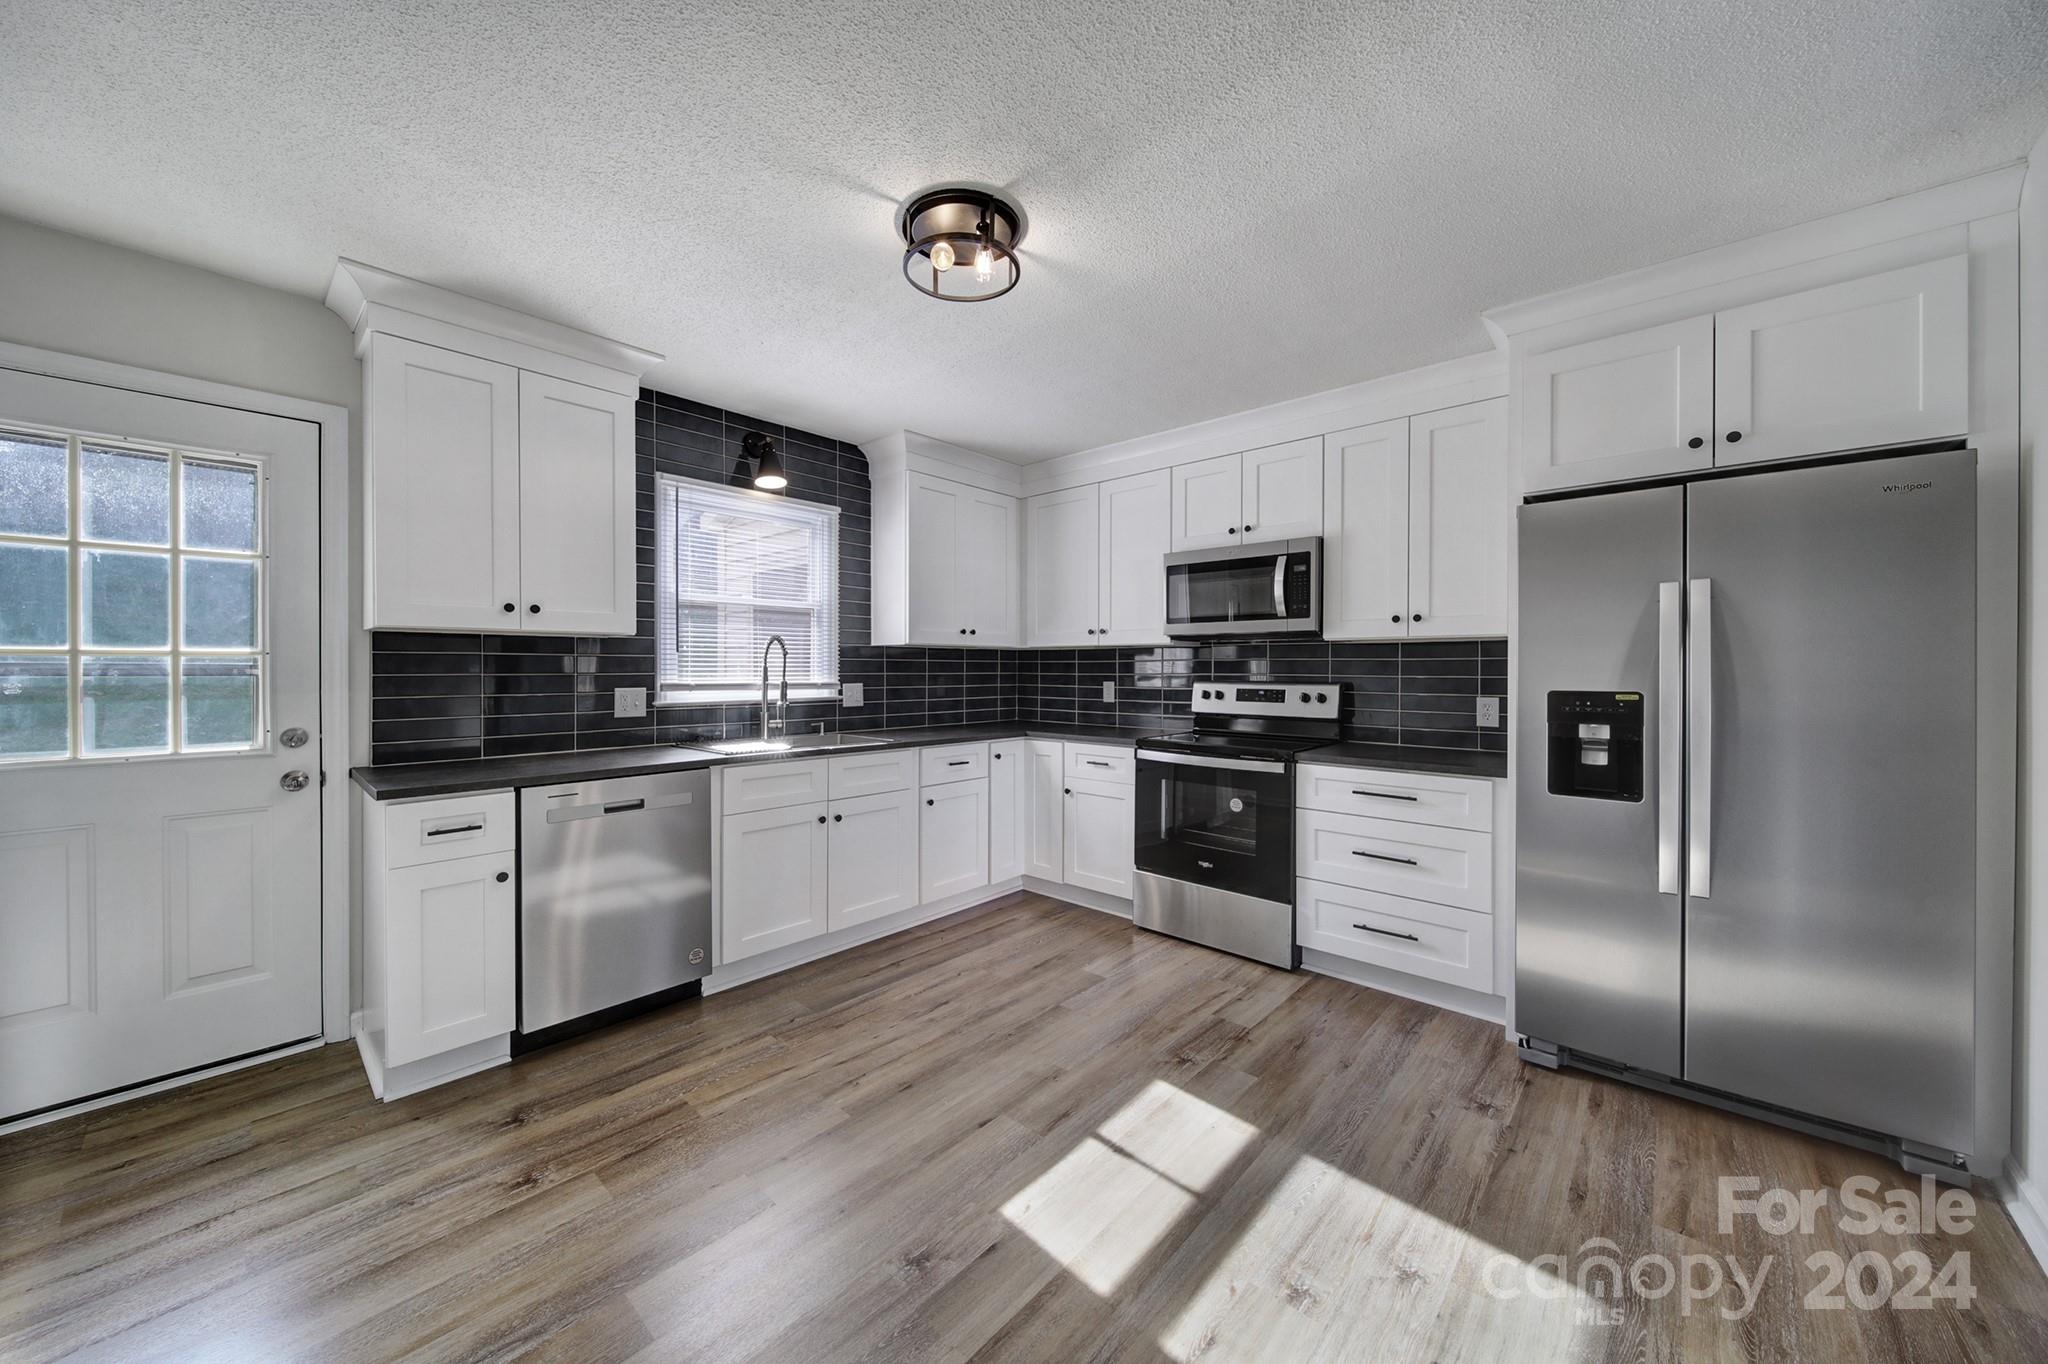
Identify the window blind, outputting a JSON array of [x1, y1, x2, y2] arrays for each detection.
[[656, 476, 839, 697]]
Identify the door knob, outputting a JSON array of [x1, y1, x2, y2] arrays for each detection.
[[279, 770, 310, 792], [280, 726, 309, 749]]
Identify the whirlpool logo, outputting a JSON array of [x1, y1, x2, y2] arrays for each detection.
[[1880, 481, 1934, 495]]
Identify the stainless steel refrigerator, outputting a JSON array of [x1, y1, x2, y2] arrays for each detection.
[[1515, 447, 1979, 1171]]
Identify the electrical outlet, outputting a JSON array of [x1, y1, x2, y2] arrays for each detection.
[[1102, 680, 1116, 704], [613, 686, 647, 719], [841, 682, 864, 708], [1476, 695, 1502, 728]]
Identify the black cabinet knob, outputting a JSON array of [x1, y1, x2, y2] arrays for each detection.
[[969, 628, 977, 635], [1063, 788, 1072, 795], [502, 602, 515, 613], [959, 627, 967, 635], [528, 604, 541, 614], [817, 814, 826, 823], [994, 752, 1003, 760], [1390, 614, 1400, 623], [1243, 524, 1254, 532], [494, 871, 509, 883], [1726, 430, 1743, 443], [1227, 527, 1238, 535], [926, 798, 935, 806], [1412, 613, 1422, 622], [832, 813, 842, 822], [1687, 436, 1705, 449]]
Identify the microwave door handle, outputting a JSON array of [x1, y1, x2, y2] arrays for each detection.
[[1273, 557, 1286, 618]]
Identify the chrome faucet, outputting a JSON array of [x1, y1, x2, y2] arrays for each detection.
[[760, 635, 789, 741]]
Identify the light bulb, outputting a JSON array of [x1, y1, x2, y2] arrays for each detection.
[[929, 240, 955, 272], [974, 244, 994, 282]]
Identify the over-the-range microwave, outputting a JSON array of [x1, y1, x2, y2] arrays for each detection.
[[1164, 537, 1321, 638]]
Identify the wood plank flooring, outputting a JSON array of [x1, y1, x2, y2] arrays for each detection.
[[3, 891, 2044, 1362]]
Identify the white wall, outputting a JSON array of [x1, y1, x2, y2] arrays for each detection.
[[0, 213, 368, 1013], [2016, 128, 2048, 1243]]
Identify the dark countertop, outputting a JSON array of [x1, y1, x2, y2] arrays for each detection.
[[1296, 741, 1508, 780], [350, 722, 1171, 801]]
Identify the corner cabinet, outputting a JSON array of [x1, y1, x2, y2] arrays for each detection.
[[881, 470, 1021, 646]]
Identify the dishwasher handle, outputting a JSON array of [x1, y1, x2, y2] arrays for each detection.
[[544, 790, 693, 823]]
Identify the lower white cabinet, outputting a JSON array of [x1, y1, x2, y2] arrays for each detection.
[[921, 778, 991, 902], [1024, 739, 1066, 881], [989, 741, 1025, 883], [720, 801, 830, 962], [1063, 777, 1134, 898], [827, 788, 920, 929], [381, 850, 518, 1067], [1296, 877, 1494, 994]]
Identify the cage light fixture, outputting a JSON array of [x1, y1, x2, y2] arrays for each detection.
[[898, 187, 1023, 301]]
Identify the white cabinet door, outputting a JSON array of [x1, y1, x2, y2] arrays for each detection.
[[1713, 254, 1969, 468], [962, 486, 1021, 645], [720, 803, 829, 962], [1519, 314, 1714, 493], [383, 851, 516, 1067], [920, 779, 991, 902], [1097, 469, 1171, 645], [1025, 484, 1101, 646], [365, 334, 521, 631], [905, 472, 965, 645], [517, 372, 637, 635], [1063, 777, 1134, 898], [1170, 453, 1244, 550], [1320, 417, 1410, 641], [1024, 740, 1065, 882], [1240, 437, 1323, 540], [828, 789, 919, 930], [1408, 399, 1510, 639], [988, 741, 1025, 883]]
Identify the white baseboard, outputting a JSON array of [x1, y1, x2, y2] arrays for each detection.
[[703, 880, 1028, 995], [1301, 948, 1507, 1025], [353, 1020, 509, 1101], [2000, 1160, 2048, 1272], [0, 1035, 327, 1136], [1023, 876, 1132, 918]]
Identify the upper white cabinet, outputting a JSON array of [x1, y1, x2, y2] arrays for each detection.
[[1169, 438, 1323, 550], [1518, 315, 1715, 494], [892, 470, 1021, 646], [1023, 470, 1171, 647], [330, 259, 658, 636], [1712, 254, 1969, 467], [1323, 400, 1510, 641]]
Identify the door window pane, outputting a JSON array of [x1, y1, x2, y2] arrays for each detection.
[[0, 655, 70, 759], [182, 656, 258, 748], [0, 543, 69, 646], [81, 656, 170, 754], [0, 431, 68, 537], [83, 550, 170, 647], [81, 445, 170, 545], [183, 557, 256, 648], [182, 459, 258, 552]]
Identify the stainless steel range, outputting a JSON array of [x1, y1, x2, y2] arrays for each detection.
[[1133, 684, 1341, 969]]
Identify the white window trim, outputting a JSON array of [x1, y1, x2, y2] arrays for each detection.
[[654, 473, 841, 707]]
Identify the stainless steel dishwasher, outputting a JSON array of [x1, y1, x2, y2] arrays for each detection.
[[518, 769, 713, 1039]]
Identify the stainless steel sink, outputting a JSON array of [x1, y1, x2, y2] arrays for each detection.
[[679, 734, 890, 757]]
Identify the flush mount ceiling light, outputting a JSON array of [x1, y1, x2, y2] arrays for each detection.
[[898, 187, 1024, 302], [742, 430, 786, 490]]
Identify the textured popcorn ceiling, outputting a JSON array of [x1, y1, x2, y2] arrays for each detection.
[[3, 1, 2045, 462]]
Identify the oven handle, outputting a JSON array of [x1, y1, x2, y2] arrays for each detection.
[[1137, 749, 1288, 774], [1273, 556, 1286, 618]]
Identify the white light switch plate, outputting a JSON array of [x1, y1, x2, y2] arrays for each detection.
[[842, 682, 864, 707], [1476, 696, 1501, 728], [1102, 681, 1116, 703], [613, 686, 647, 718]]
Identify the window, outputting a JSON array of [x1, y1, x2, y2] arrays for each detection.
[[656, 475, 839, 702], [0, 426, 266, 763]]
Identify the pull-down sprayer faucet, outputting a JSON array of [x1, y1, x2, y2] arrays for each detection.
[[760, 635, 789, 742]]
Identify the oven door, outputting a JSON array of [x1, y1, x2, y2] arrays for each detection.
[[1164, 540, 1320, 637], [1135, 750, 1294, 904]]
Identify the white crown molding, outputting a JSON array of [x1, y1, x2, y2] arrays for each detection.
[[1483, 163, 2026, 345], [859, 429, 1024, 495], [325, 258, 662, 388]]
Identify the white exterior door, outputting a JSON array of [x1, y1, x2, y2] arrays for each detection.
[[1518, 314, 1714, 493], [1170, 454, 1244, 550], [1024, 740, 1065, 882], [517, 372, 636, 635], [1408, 399, 1510, 639], [961, 486, 1020, 646], [1063, 778, 1134, 898], [719, 802, 828, 962], [0, 368, 323, 1122], [1239, 437, 1323, 540], [1321, 418, 1410, 640], [1096, 470, 1169, 645], [1025, 484, 1100, 646], [827, 788, 919, 930], [1713, 254, 1969, 468]]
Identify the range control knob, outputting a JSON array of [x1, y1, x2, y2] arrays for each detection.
[[1315, 692, 1328, 703], [1299, 691, 1311, 702]]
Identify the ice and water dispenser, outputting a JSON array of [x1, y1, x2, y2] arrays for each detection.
[[1545, 692, 1644, 801]]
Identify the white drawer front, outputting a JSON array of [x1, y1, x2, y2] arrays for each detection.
[[1295, 809, 1493, 913], [721, 758, 830, 815], [920, 742, 989, 786], [828, 748, 918, 798], [1064, 743, 1134, 785], [1295, 764, 1493, 831], [1297, 878, 1494, 994], [384, 790, 515, 869]]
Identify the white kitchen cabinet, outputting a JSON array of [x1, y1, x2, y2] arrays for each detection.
[[363, 333, 637, 635], [1170, 454, 1244, 550], [1407, 399, 1510, 638], [920, 779, 991, 902], [1240, 437, 1324, 540], [1063, 777, 1134, 898], [1321, 417, 1411, 639], [900, 471, 1020, 646], [989, 741, 1025, 883], [1024, 740, 1066, 881], [827, 788, 920, 930], [1712, 254, 1968, 468], [1296, 877, 1495, 994], [1096, 469, 1171, 645], [1518, 314, 1715, 494], [720, 802, 830, 962], [1025, 484, 1101, 646], [963, 484, 1022, 645]]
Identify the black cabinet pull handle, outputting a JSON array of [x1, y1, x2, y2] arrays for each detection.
[[1726, 430, 1743, 443], [947, 759, 970, 766], [495, 871, 510, 883], [602, 799, 644, 813], [502, 602, 515, 613], [1352, 850, 1419, 865], [1352, 789, 1418, 801], [1687, 436, 1704, 449], [426, 823, 482, 837], [1086, 760, 1110, 768], [1353, 922, 1419, 941]]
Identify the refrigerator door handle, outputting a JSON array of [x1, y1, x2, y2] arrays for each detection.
[[1687, 578, 1714, 898], [1658, 581, 1682, 895]]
